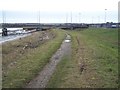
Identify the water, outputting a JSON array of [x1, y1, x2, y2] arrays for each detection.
[[0, 28, 31, 44], [0, 34, 31, 44], [0, 29, 2, 33], [0, 28, 23, 33]]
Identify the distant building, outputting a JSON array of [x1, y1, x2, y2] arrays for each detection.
[[89, 22, 119, 28]]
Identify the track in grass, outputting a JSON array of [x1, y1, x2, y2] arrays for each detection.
[[47, 28, 118, 88], [26, 34, 71, 88]]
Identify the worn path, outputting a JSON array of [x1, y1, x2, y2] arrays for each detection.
[[26, 34, 71, 88]]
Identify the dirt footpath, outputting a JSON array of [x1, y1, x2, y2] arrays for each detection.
[[26, 34, 71, 88]]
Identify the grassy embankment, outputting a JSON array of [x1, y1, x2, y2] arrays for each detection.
[[2, 29, 66, 88], [47, 28, 118, 88]]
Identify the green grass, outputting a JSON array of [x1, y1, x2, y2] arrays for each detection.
[[2, 29, 66, 88], [47, 28, 118, 88], [47, 56, 70, 88], [77, 28, 118, 87], [2, 30, 56, 68]]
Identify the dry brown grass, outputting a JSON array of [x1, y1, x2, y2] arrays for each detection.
[[2, 29, 66, 88], [2, 30, 55, 69]]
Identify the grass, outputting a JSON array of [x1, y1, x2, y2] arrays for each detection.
[[77, 28, 118, 87], [47, 28, 118, 88], [2, 30, 55, 68], [2, 29, 66, 88], [47, 56, 70, 88]]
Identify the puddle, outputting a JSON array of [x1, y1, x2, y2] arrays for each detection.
[[64, 39, 71, 42]]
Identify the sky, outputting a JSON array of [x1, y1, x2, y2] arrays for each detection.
[[0, 0, 119, 23]]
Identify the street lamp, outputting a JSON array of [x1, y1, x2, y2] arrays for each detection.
[[105, 9, 107, 23], [98, 16, 100, 23], [79, 13, 81, 23], [37, 10, 41, 31], [71, 12, 72, 23], [66, 13, 68, 23], [2, 10, 6, 24], [92, 16, 93, 24]]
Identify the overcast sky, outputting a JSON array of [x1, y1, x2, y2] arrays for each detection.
[[0, 0, 119, 23]]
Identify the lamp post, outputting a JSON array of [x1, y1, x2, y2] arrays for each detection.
[[37, 10, 41, 31], [105, 9, 107, 23], [71, 12, 72, 23], [2, 10, 8, 36], [98, 16, 100, 23], [2, 10, 5, 24], [92, 16, 93, 24], [79, 13, 81, 23], [39, 11, 40, 24], [66, 13, 68, 23]]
